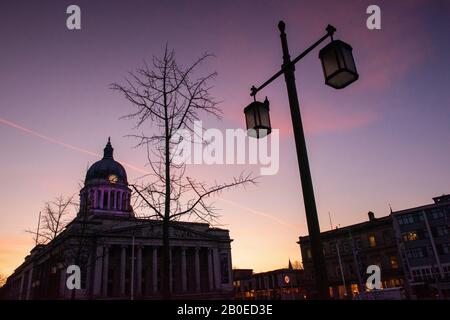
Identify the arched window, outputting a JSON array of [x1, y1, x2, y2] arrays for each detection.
[[103, 190, 109, 209], [118, 192, 122, 210]]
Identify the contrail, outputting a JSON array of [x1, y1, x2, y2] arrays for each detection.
[[0, 116, 149, 175], [217, 197, 301, 232], [1, 116, 294, 229]]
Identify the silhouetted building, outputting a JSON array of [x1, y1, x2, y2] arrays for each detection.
[[392, 195, 450, 299], [233, 265, 308, 300], [299, 212, 404, 299], [2, 139, 233, 299]]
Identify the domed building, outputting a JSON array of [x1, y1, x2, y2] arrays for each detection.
[[3, 139, 233, 300], [80, 138, 132, 218]]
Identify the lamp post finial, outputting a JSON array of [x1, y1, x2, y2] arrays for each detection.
[[278, 21, 286, 33]]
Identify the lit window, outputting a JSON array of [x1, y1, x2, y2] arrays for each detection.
[[351, 283, 359, 295], [390, 256, 399, 269], [369, 235, 377, 247], [402, 231, 418, 241]]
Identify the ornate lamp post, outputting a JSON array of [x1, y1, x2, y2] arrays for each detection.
[[245, 21, 358, 299]]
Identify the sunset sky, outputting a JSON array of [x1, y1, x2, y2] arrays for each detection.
[[1, 0, 450, 277]]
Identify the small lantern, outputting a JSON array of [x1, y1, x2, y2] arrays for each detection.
[[319, 40, 358, 89], [244, 97, 271, 138]]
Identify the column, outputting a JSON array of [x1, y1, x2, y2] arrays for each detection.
[[99, 189, 104, 209], [208, 248, 214, 291], [26, 268, 33, 300], [227, 250, 233, 285], [59, 268, 67, 299], [195, 247, 201, 292], [120, 246, 126, 295], [102, 246, 109, 296], [93, 246, 103, 296], [93, 188, 97, 208], [19, 274, 25, 300], [181, 247, 187, 292], [152, 247, 158, 294], [136, 246, 142, 296], [213, 248, 221, 289]]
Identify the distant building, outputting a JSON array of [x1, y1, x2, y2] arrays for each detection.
[[2, 139, 233, 299], [392, 195, 450, 299], [233, 264, 308, 300], [299, 212, 404, 299]]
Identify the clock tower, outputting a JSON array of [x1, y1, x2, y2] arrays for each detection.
[[79, 138, 132, 217]]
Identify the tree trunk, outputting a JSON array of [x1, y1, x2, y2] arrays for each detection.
[[162, 65, 171, 299]]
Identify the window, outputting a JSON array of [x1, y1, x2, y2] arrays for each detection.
[[402, 231, 418, 241], [330, 242, 337, 255], [407, 247, 427, 259], [397, 213, 424, 225], [437, 244, 450, 255], [398, 214, 414, 225], [369, 235, 377, 247], [430, 208, 444, 220], [390, 256, 399, 269], [220, 253, 230, 284], [103, 190, 109, 209], [433, 225, 449, 237]]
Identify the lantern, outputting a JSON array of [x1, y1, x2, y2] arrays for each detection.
[[319, 40, 359, 89], [244, 97, 271, 138]]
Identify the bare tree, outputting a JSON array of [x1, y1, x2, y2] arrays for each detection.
[[112, 47, 256, 298], [292, 260, 303, 270], [26, 195, 77, 244]]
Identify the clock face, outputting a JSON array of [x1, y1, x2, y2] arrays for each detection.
[[284, 275, 290, 284], [108, 174, 118, 184]]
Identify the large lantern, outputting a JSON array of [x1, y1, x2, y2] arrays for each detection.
[[244, 97, 271, 138], [319, 40, 358, 89]]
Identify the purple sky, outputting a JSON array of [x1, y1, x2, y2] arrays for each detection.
[[1, 0, 450, 275]]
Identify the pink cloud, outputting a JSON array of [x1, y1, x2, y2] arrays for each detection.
[[271, 103, 379, 136], [282, 0, 432, 90]]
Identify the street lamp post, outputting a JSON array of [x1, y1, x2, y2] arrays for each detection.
[[245, 21, 358, 299]]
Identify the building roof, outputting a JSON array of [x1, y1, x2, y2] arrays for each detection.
[[85, 138, 128, 185], [391, 195, 450, 215], [298, 212, 392, 244]]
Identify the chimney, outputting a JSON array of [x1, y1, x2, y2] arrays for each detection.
[[368, 211, 375, 221], [433, 194, 450, 204]]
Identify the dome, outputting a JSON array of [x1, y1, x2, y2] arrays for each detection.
[[85, 138, 128, 185]]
